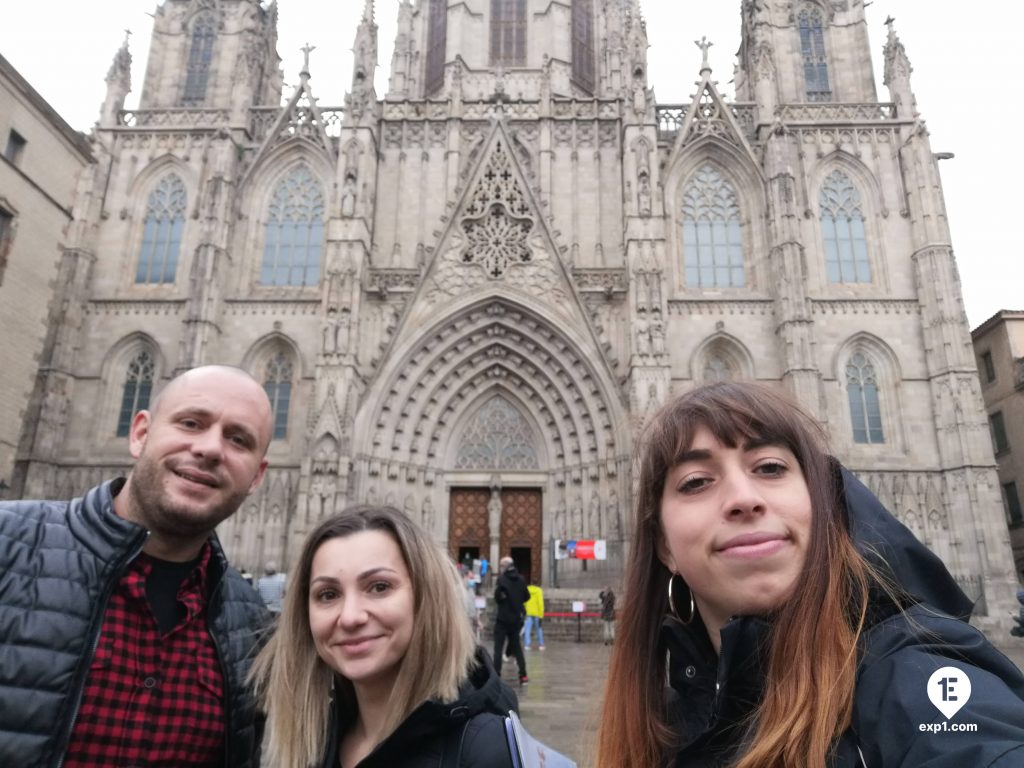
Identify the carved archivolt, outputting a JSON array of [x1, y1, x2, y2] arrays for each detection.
[[358, 300, 623, 480]]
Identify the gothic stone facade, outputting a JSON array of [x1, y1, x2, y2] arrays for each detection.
[[12, 0, 1018, 621]]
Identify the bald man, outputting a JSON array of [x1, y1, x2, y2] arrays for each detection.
[[0, 366, 273, 768]]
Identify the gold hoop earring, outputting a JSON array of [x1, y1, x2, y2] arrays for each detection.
[[667, 572, 695, 625]]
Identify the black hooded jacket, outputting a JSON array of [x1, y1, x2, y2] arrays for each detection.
[[320, 648, 519, 767], [665, 465, 1024, 767], [494, 566, 531, 627]]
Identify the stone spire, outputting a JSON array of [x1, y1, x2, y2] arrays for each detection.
[[883, 16, 917, 118], [100, 30, 132, 128], [347, 0, 378, 123], [387, 0, 414, 99]]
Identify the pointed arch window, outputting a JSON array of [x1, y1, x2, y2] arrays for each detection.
[[681, 165, 745, 288], [846, 352, 884, 444], [821, 170, 870, 283], [116, 351, 155, 437], [455, 396, 539, 470], [183, 11, 217, 106], [260, 165, 324, 287], [799, 7, 831, 101], [572, 0, 596, 94], [263, 351, 293, 440], [137, 174, 186, 284], [425, 0, 448, 95], [491, 0, 527, 67]]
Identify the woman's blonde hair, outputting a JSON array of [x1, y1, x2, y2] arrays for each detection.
[[598, 381, 876, 768], [249, 505, 476, 768]]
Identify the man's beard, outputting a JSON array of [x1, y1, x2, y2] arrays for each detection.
[[128, 453, 248, 540]]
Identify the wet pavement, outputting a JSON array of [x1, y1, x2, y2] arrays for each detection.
[[497, 640, 611, 766]]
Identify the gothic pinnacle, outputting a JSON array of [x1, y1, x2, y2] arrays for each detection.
[[362, 0, 375, 25]]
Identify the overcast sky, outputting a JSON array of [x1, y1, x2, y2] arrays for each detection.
[[2, 1, 1019, 328]]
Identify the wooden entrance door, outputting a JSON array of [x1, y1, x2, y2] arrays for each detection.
[[500, 488, 542, 584], [448, 488, 490, 566], [448, 488, 543, 583]]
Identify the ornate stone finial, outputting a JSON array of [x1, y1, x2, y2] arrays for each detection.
[[105, 29, 132, 88], [362, 0, 375, 25], [300, 42, 316, 79], [695, 36, 713, 73]]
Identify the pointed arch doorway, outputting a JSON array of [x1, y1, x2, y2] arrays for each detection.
[[446, 394, 544, 584]]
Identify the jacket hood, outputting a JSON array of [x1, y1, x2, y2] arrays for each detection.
[[325, 647, 518, 764], [835, 463, 973, 620]]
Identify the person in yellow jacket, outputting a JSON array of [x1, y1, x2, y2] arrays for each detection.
[[522, 581, 545, 650]]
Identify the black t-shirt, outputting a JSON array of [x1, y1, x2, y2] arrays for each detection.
[[145, 554, 202, 634]]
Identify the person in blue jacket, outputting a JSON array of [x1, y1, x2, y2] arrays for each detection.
[[598, 381, 1024, 768]]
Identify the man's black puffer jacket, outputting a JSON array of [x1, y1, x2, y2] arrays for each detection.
[[0, 479, 270, 768]]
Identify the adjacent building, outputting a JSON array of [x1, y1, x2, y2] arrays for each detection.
[[8, 0, 1018, 626], [973, 311, 1024, 579], [0, 53, 93, 495]]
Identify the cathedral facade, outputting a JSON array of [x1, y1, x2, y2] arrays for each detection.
[[12, 0, 1018, 622]]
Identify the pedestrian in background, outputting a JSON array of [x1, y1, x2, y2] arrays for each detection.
[[493, 556, 530, 684], [257, 560, 287, 615], [523, 580, 545, 651], [599, 586, 616, 646]]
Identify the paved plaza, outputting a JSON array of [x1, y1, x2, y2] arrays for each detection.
[[505, 639, 1024, 768]]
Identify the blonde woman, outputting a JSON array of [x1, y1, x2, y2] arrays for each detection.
[[250, 505, 520, 768]]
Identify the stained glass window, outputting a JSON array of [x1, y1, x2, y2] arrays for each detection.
[[137, 174, 186, 284], [847, 352, 884, 444], [260, 165, 324, 287], [183, 11, 216, 106], [263, 352, 293, 440], [821, 170, 870, 283], [426, 0, 448, 95], [491, 0, 527, 67], [571, 0, 595, 93], [116, 351, 154, 437], [799, 7, 831, 101], [681, 165, 745, 288], [455, 396, 539, 470]]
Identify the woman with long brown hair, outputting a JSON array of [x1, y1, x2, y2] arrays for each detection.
[[598, 381, 1024, 767]]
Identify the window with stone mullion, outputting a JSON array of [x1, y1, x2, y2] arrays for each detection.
[[821, 170, 870, 283], [681, 165, 745, 289], [183, 12, 216, 106], [425, 0, 448, 95], [799, 8, 831, 101], [137, 174, 186, 284], [846, 352, 884, 444], [491, 0, 527, 67], [116, 352, 155, 437], [260, 166, 324, 287], [263, 352, 293, 440], [571, 0, 596, 93]]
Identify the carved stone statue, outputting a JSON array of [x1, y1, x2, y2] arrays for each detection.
[[340, 174, 357, 217], [421, 496, 435, 533], [637, 171, 652, 217], [650, 318, 666, 357], [570, 495, 584, 534], [487, 488, 502, 533], [589, 490, 602, 538], [634, 316, 651, 357]]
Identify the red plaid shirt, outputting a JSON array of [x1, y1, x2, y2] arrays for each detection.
[[63, 543, 226, 767]]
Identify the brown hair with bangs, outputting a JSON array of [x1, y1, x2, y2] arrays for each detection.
[[597, 381, 873, 768], [249, 505, 476, 768]]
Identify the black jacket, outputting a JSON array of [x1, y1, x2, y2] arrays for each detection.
[[0, 479, 269, 768], [494, 567, 530, 627], [666, 465, 1024, 767], [320, 648, 519, 767]]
